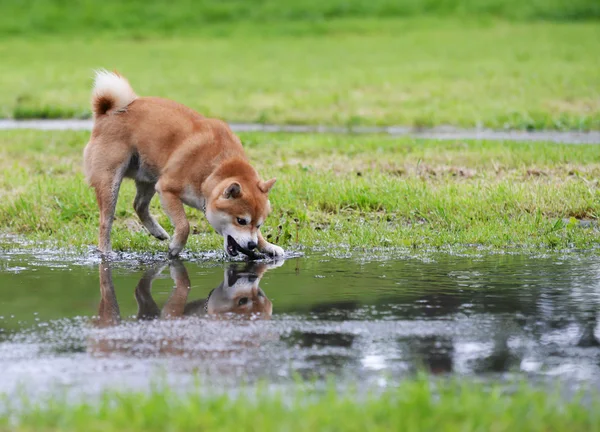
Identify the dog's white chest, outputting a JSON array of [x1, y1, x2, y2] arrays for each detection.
[[181, 186, 206, 212]]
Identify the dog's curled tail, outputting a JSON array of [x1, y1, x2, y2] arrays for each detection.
[[91, 69, 137, 117]]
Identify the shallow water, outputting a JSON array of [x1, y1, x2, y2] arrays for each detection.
[[1, 119, 599, 144], [0, 249, 599, 397]]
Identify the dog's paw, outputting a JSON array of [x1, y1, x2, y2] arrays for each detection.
[[262, 243, 285, 258], [148, 226, 170, 241], [155, 232, 170, 241], [168, 242, 184, 258]]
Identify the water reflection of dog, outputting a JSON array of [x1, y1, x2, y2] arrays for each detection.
[[96, 259, 280, 328]]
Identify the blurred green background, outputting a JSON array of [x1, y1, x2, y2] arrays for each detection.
[[2, 0, 599, 37], [0, 0, 599, 128]]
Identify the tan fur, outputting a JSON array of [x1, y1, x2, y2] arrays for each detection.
[[84, 70, 284, 257]]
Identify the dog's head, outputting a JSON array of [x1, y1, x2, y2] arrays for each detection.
[[205, 177, 276, 257], [205, 262, 273, 318]]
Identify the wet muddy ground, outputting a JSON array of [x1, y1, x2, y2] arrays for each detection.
[[0, 247, 599, 398]]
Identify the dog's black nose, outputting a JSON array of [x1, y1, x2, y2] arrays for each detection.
[[247, 241, 258, 250]]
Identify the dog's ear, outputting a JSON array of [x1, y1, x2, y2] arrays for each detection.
[[258, 178, 276, 194], [223, 182, 242, 199]]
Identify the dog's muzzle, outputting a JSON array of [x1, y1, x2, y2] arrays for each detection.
[[226, 235, 263, 260]]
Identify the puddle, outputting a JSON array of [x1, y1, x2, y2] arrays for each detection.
[[0, 250, 600, 398], [1, 119, 599, 144]]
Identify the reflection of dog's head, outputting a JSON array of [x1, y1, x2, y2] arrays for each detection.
[[204, 166, 276, 256], [205, 262, 274, 318]]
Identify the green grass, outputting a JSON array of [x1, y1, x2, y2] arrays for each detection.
[[1, 19, 599, 129], [2, 379, 599, 431], [0, 130, 599, 253], [1, 0, 599, 39]]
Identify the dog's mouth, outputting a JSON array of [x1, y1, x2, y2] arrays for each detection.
[[226, 235, 263, 260], [226, 235, 241, 257]]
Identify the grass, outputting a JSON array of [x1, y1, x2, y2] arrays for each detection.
[[0, 130, 599, 253], [0, 18, 598, 129], [1, 0, 599, 39], [1, 378, 599, 431]]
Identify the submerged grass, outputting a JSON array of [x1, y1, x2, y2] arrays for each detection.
[[1, 378, 599, 431], [0, 130, 598, 253], [1, 19, 599, 129]]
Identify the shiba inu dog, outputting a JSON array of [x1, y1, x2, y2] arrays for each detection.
[[83, 70, 284, 258]]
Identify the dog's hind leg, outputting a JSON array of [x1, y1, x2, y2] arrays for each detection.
[[84, 135, 134, 253], [90, 163, 128, 254], [134, 181, 169, 241]]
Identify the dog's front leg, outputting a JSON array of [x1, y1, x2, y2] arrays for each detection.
[[257, 231, 285, 257], [157, 186, 190, 258]]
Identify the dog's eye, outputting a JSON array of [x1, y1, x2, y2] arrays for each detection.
[[256, 224, 262, 229], [237, 218, 247, 226], [238, 297, 249, 306]]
